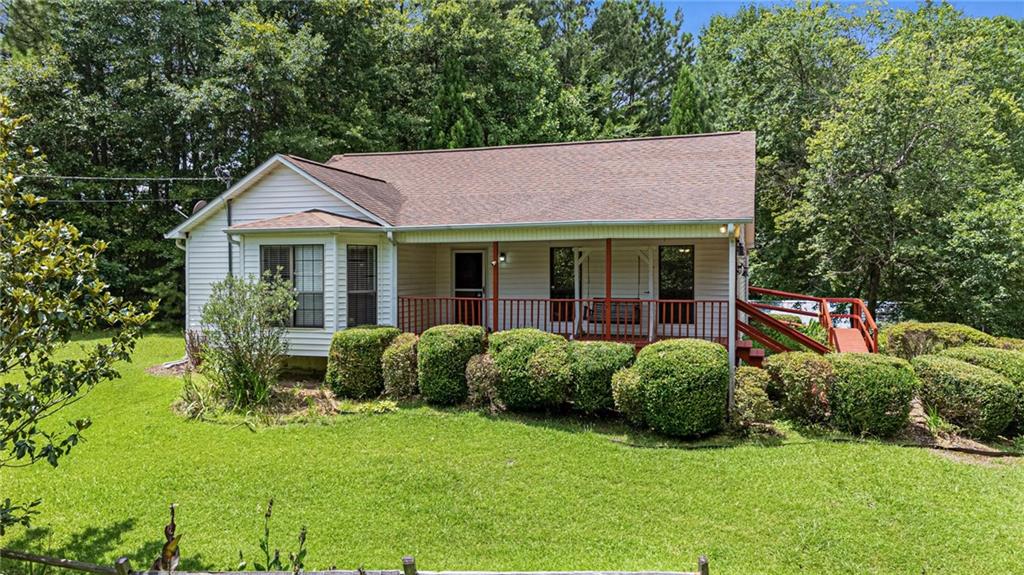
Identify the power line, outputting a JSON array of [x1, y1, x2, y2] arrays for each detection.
[[42, 198, 208, 204], [17, 174, 223, 182]]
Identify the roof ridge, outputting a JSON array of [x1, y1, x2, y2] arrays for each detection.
[[283, 154, 390, 183], [329, 131, 748, 160]]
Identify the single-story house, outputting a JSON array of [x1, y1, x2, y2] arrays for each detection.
[[166, 132, 760, 370]]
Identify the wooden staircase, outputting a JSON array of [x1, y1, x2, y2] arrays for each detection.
[[737, 287, 879, 360]]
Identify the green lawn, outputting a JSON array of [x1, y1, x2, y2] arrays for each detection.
[[3, 334, 1023, 575]]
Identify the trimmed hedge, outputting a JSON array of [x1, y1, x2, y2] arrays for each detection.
[[912, 355, 1017, 439], [417, 324, 486, 405], [997, 337, 1024, 351], [569, 341, 636, 413], [626, 339, 729, 438], [826, 353, 917, 437], [611, 367, 645, 426], [763, 352, 833, 424], [524, 340, 573, 409], [939, 346, 1024, 385], [882, 321, 997, 359], [382, 333, 418, 399], [466, 353, 503, 412], [730, 367, 774, 434], [326, 326, 401, 399], [489, 328, 566, 410]]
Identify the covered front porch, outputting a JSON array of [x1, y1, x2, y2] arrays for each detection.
[[394, 230, 744, 346]]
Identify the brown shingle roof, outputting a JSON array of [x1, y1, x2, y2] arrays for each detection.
[[229, 209, 381, 231], [322, 132, 754, 227]]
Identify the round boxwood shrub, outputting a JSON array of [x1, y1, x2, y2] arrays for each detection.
[[912, 354, 1017, 439], [417, 324, 486, 405], [763, 352, 834, 424], [524, 340, 573, 409], [382, 333, 418, 399], [730, 366, 774, 434], [569, 341, 636, 413], [489, 328, 565, 410], [631, 339, 729, 438], [466, 353, 503, 412], [325, 326, 401, 399], [611, 367, 645, 426], [882, 321, 997, 359], [826, 353, 917, 437], [996, 337, 1024, 351]]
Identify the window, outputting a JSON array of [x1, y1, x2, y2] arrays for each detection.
[[550, 247, 575, 321], [347, 245, 377, 326], [658, 245, 695, 323], [260, 244, 324, 328]]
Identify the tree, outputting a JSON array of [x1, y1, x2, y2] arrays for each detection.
[[697, 2, 875, 292], [663, 63, 707, 135], [802, 4, 1022, 324], [0, 100, 153, 533]]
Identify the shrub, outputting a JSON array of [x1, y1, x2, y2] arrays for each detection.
[[631, 339, 730, 438], [489, 328, 565, 410], [611, 367, 645, 425], [730, 367, 774, 434], [912, 355, 1017, 439], [939, 346, 1024, 385], [525, 340, 573, 409], [996, 337, 1024, 351], [763, 352, 834, 424], [882, 321, 997, 359], [200, 274, 295, 408], [466, 353, 503, 412], [826, 353, 917, 437], [569, 341, 635, 413], [382, 333, 418, 399], [417, 324, 486, 405], [325, 326, 401, 399]]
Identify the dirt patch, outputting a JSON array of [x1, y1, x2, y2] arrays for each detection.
[[903, 398, 1020, 463], [147, 358, 190, 376]]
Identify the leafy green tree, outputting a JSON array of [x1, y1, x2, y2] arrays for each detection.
[[429, 58, 485, 149], [0, 100, 154, 533], [803, 4, 1022, 322], [697, 2, 875, 291]]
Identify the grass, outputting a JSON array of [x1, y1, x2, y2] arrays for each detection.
[[2, 334, 1024, 575]]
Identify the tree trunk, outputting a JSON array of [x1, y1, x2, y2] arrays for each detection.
[[866, 262, 882, 316]]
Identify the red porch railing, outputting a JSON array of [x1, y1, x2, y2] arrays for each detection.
[[397, 296, 729, 344], [746, 287, 878, 353]]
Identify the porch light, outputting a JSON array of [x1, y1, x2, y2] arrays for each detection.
[[719, 224, 728, 234], [499, 252, 507, 263]]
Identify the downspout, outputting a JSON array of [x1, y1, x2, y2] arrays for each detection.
[[727, 223, 737, 415], [387, 230, 398, 329], [176, 233, 188, 329], [226, 199, 234, 277]]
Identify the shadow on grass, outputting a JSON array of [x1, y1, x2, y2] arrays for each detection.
[[0, 519, 215, 574]]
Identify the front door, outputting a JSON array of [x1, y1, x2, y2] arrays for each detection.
[[453, 251, 484, 325]]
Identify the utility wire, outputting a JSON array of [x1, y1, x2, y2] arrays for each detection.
[[42, 198, 209, 204], [17, 174, 222, 182]]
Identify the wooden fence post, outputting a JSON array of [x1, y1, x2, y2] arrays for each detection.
[[402, 556, 417, 575], [697, 555, 709, 575], [114, 557, 131, 575]]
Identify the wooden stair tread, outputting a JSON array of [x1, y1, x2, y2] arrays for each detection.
[[833, 328, 869, 353]]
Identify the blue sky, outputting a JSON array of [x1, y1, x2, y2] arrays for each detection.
[[665, 1, 1024, 38]]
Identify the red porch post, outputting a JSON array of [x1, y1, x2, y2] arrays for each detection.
[[604, 238, 611, 340], [492, 241, 500, 333]]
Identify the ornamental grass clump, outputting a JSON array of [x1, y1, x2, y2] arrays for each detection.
[[382, 333, 419, 399], [882, 321, 997, 359], [569, 341, 635, 413], [325, 326, 401, 399], [417, 324, 486, 405], [489, 328, 565, 410], [826, 353, 917, 437], [613, 339, 729, 438], [200, 274, 296, 408], [912, 355, 1017, 439]]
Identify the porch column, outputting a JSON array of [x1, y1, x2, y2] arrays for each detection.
[[727, 224, 737, 413], [492, 241, 500, 333], [604, 238, 611, 340]]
